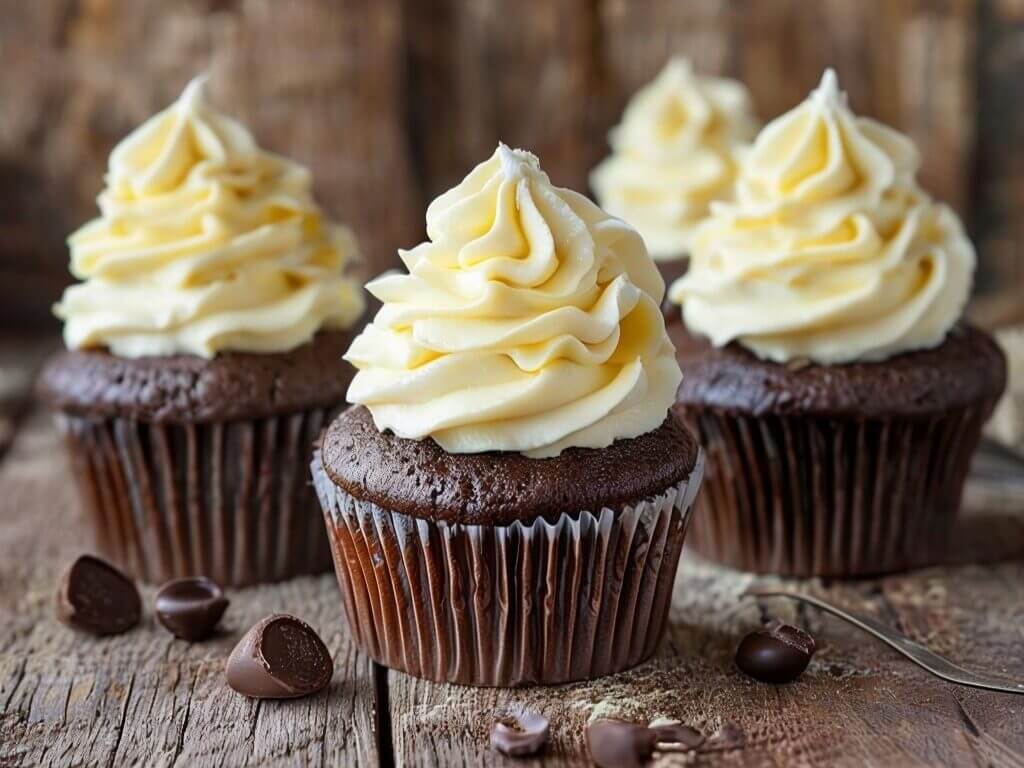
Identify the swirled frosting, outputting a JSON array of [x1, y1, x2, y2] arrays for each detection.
[[56, 76, 364, 358], [346, 145, 681, 458], [670, 69, 975, 364], [590, 57, 758, 260]]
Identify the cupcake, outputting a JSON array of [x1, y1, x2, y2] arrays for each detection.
[[312, 145, 703, 686], [37, 77, 365, 586], [590, 57, 758, 290], [667, 70, 1006, 577]]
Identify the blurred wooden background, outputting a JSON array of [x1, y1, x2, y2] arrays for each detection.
[[2, 0, 1023, 332]]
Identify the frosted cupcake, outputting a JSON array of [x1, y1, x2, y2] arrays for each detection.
[[668, 71, 1006, 577], [313, 145, 703, 686], [590, 57, 758, 288], [38, 77, 365, 586]]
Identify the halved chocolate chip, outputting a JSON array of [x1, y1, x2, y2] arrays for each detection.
[[735, 620, 817, 684], [586, 720, 658, 768], [56, 555, 141, 636], [489, 706, 548, 757], [155, 577, 229, 641], [226, 614, 333, 699], [650, 722, 704, 750]]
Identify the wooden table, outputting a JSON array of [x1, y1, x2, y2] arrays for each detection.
[[1, 339, 1023, 767]]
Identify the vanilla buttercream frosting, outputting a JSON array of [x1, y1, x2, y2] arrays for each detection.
[[590, 57, 758, 260], [346, 145, 681, 458], [56, 76, 364, 358], [670, 69, 975, 364]]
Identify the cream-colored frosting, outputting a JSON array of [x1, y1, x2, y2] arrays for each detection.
[[56, 76, 364, 358], [590, 57, 758, 260], [346, 145, 681, 458], [670, 69, 975, 364]]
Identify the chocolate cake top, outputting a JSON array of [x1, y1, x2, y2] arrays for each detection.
[[37, 331, 354, 423], [320, 405, 699, 525], [671, 322, 1006, 419]]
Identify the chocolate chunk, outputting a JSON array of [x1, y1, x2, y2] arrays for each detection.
[[226, 614, 333, 699], [735, 620, 816, 683], [489, 706, 549, 757], [650, 722, 704, 750], [155, 577, 229, 641], [56, 555, 141, 635], [586, 720, 658, 768]]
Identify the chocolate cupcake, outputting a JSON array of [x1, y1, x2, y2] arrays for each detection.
[[667, 71, 1006, 577], [590, 57, 758, 289], [38, 77, 365, 586], [312, 145, 703, 686]]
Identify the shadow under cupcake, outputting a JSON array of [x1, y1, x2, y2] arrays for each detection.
[[665, 70, 1006, 578], [37, 77, 365, 587]]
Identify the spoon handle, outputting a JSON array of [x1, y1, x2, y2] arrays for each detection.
[[746, 588, 1024, 695]]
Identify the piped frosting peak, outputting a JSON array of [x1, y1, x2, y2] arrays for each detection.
[[56, 76, 364, 358], [670, 69, 974, 365], [346, 144, 681, 458]]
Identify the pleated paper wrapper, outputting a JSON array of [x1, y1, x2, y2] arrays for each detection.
[[55, 409, 335, 587], [680, 403, 994, 577], [312, 449, 704, 687]]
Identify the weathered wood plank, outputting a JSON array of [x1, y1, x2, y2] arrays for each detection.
[[388, 554, 1024, 766], [598, 0, 976, 218], [973, 0, 1024, 302], [0, 409, 379, 768], [0, 0, 419, 330], [2, 0, 1021, 328], [404, 0, 603, 203]]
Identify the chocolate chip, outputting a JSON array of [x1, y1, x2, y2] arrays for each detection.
[[226, 614, 333, 699], [735, 620, 816, 683], [586, 720, 658, 768], [56, 555, 141, 635], [650, 722, 704, 750], [489, 706, 548, 757], [155, 577, 229, 641]]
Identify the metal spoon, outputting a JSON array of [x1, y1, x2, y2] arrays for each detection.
[[745, 588, 1024, 695]]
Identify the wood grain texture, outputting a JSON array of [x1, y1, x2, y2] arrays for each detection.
[[387, 556, 1024, 767], [0, 406, 379, 767], [1, 0, 1021, 333], [0, 0, 420, 330], [1, 339, 1023, 764], [974, 0, 1024, 303]]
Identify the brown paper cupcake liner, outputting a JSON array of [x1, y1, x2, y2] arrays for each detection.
[[679, 403, 994, 577], [55, 409, 334, 587], [312, 450, 704, 686]]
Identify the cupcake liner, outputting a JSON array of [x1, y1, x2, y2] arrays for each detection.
[[312, 449, 704, 686], [55, 409, 334, 587], [679, 403, 994, 577]]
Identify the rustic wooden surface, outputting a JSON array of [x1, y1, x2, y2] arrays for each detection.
[[1, 340, 1023, 767], [2, 0, 1023, 334]]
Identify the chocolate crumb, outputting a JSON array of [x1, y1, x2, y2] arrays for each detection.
[[650, 721, 704, 750], [587, 719, 657, 768], [489, 706, 548, 757], [705, 722, 747, 752]]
